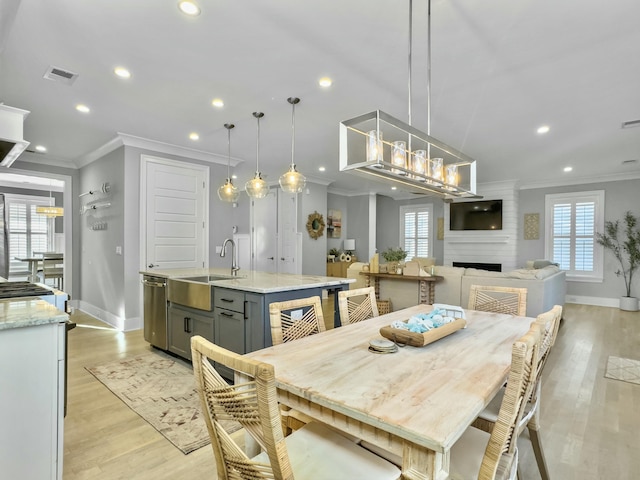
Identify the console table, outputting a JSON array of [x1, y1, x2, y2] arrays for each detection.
[[360, 272, 443, 305]]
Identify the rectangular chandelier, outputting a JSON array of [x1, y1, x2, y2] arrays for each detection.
[[35, 205, 64, 217], [339, 110, 479, 198]]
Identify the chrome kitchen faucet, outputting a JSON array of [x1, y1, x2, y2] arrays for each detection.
[[220, 238, 240, 276]]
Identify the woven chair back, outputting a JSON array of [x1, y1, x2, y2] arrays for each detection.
[[468, 285, 528, 316], [191, 335, 294, 480], [338, 287, 379, 326], [269, 296, 326, 345], [480, 322, 542, 479]]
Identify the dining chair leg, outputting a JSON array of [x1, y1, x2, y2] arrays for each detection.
[[528, 426, 550, 480]]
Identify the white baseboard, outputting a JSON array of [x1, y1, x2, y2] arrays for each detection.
[[71, 299, 142, 332], [564, 295, 619, 308]]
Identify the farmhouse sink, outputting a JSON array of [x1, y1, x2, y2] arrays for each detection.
[[167, 275, 236, 311]]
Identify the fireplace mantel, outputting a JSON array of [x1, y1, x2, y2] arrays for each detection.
[[446, 235, 510, 244]]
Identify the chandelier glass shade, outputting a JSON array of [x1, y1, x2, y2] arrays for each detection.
[[279, 97, 306, 194], [218, 123, 240, 203], [246, 112, 269, 199]]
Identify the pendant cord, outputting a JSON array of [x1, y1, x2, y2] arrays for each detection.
[[408, 0, 412, 128], [256, 115, 260, 173], [427, 0, 431, 138], [290, 101, 295, 168], [227, 127, 231, 179]]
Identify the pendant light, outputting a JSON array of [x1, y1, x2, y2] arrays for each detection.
[[245, 112, 269, 199], [279, 97, 306, 194], [36, 179, 64, 217], [217, 123, 240, 203]]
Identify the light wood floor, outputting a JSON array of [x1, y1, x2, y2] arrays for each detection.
[[63, 303, 640, 479]]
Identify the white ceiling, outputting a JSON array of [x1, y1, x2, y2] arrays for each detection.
[[1, 0, 639, 197]]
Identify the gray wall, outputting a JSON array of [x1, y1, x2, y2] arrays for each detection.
[[346, 195, 371, 261], [298, 182, 327, 275], [0, 186, 64, 233], [518, 178, 640, 299], [376, 194, 445, 263]]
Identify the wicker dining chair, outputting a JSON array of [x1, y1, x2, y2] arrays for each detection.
[[190, 336, 401, 480], [338, 287, 379, 326], [268, 296, 327, 433], [472, 305, 563, 480], [37, 252, 64, 290], [468, 285, 528, 316], [269, 296, 326, 346]]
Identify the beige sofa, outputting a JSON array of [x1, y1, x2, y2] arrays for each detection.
[[347, 263, 566, 318]]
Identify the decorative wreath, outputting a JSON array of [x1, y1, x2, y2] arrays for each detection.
[[306, 211, 325, 239]]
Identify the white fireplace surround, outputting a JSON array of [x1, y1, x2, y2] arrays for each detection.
[[444, 181, 519, 272]]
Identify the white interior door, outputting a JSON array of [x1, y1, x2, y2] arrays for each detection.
[[278, 191, 298, 274], [251, 189, 277, 273], [142, 156, 208, 270]]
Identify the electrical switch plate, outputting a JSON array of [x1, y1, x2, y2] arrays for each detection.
[[215, 246, 222, 254], [116, 246, 122, 255]]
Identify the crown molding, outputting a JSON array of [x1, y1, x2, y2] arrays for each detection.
[[12, 151, 78, 169], [75, 133, 245, 169], [518, 171, 640, 190]]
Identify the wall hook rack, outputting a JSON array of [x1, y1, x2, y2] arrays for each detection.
[[79, 182, 111, 198], [81, 202, 111, 215]]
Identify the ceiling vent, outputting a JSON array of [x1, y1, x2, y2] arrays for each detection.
[[621, 119, 640, 129], [43, 66, 78, 85]]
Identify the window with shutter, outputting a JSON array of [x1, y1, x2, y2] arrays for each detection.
[[545, 191, 604, 282], [399, 205, 433, 261], [4, 194, 55, 275]]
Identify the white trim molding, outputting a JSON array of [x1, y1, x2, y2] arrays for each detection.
[[72, 299, 142, 332]]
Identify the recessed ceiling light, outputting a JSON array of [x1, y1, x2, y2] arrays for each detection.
[[76, 104, 90, 113], [212, 98, 224, 108], [318, 77, 332, 88], [318, 166, 326, 172], [178, 1, 200, 16], [35, 145, 47, 152], [189, 132, 199, 141], [391, 186, 397, 190], [563, 166, 573, 172], [231, 174, 237, 180], [114, 67, 131, 78], [537, 125, 550, 134]]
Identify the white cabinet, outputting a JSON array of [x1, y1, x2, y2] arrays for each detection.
[[0, 321, 65, 479]]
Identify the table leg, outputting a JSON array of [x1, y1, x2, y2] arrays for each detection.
[[30, 260, 38, 283], [402, 443, 449, 480]]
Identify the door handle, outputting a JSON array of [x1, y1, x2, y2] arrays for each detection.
[[148, 263, 156, 268], [267, 257, 274, 260], [184, 317, 192, 333], [219, 311, 234, 317], [281, 257, 285, 261]]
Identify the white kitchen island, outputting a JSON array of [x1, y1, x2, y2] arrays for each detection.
[[0, 298, 68, 479]]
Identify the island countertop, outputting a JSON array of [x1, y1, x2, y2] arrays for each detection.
[[0, 297, 69, 331], [139, 268, 354, 294]]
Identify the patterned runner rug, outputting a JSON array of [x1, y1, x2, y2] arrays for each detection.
[[86, 350, 240, 454], [605, 356, 640, 386]]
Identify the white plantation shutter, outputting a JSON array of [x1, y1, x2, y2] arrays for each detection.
[[545, 191, 604, 282], [400, 205, 432, 261], [5, 194, 54, 274]]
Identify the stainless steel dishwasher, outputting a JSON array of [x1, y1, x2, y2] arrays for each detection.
[[142, 275, 168, 349]]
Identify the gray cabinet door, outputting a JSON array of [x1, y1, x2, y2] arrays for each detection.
[[168, 304, 214, 360], [213, 307, 245, 380]]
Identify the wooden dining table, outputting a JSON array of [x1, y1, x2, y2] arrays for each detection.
[[244, 304, 533, 480]]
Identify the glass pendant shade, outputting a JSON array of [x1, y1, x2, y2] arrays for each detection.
[[218, 179, 239, 202], [430, 157, 444, 181], [279, 165, 306, 194], [218, 123, 239, 203], [245, 173, 268, 198], [280, 97, 306, 194], [391, 141, 407, 175], [366, 129, 383, 163], [446, 164, 458, 186], [413, 149, 427, 179]]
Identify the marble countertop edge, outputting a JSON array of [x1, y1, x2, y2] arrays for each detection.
[[0, 298, 69, 331]]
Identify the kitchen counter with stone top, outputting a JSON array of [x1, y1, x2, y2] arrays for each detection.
[[0, 297, 69, 331], [139, 268, 354, 294]]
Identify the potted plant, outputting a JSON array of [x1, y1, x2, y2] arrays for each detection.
[[595, 211, 640, 311], [328, 248, 340, 263], [381, 247, 408, 274]]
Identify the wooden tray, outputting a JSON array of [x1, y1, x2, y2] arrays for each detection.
[[379, 318, 467, 347]]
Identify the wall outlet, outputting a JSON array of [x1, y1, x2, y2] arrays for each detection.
[[215, 246, 222, 254]]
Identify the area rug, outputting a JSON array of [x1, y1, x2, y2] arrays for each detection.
[[86, 351, 241, 454], [605, 356, 640, 386]]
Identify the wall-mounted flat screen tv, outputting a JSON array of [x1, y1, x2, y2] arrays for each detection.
[[449, 199, 503, 231]]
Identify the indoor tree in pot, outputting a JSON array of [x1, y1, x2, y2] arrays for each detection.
[[595, 211, 640, 311]]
